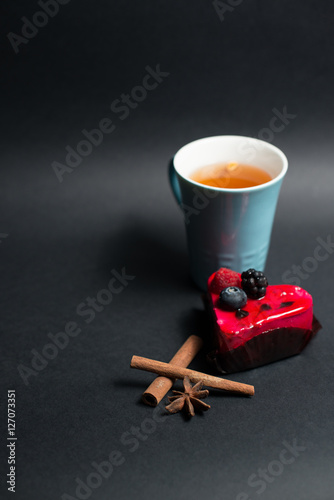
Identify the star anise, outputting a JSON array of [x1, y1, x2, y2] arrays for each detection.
[[165, 376, 211, 417]]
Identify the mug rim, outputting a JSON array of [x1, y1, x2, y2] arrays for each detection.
[[173, 135, 288, 193]]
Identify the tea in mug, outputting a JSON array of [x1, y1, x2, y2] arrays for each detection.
[[189, 162, 272, 189]]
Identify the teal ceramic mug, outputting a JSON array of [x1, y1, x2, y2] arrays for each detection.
[[169, 135, 288, 290]]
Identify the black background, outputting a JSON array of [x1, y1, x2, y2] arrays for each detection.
[[1, 1, 334, 499]]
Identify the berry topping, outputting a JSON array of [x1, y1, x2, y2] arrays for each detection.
[[280, 301, 294, 308], [236, 309, 249, 319], [209, 268, 241, 295], [220, 286, 247, 311], [241, 268, 268, 299], [260, 303, 272, 311]]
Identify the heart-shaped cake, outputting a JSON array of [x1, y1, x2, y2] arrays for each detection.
[[206, 268, 321, 373]]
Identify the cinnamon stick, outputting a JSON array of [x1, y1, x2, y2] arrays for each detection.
[[131, 355, 254, 397], [141, 335, 203, 406]]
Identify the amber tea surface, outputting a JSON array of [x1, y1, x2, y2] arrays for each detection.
[[190, 162, 273, 189]]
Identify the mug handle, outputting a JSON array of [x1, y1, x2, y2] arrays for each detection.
[[168, 158, 182, 206]]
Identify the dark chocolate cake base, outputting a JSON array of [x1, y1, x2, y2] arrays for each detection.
[[207, 316, 322, 374]]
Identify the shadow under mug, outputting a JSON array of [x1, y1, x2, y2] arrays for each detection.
[[169, 135, 288, 290]]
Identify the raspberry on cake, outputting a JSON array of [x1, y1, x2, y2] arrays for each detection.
[[209, 268, 241, 295], [206, 267, 321, 373]]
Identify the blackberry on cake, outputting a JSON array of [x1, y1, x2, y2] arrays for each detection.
[[241, 268, 268, 299]]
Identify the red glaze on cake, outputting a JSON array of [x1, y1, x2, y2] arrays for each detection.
[[206, 269, 321, 373]]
